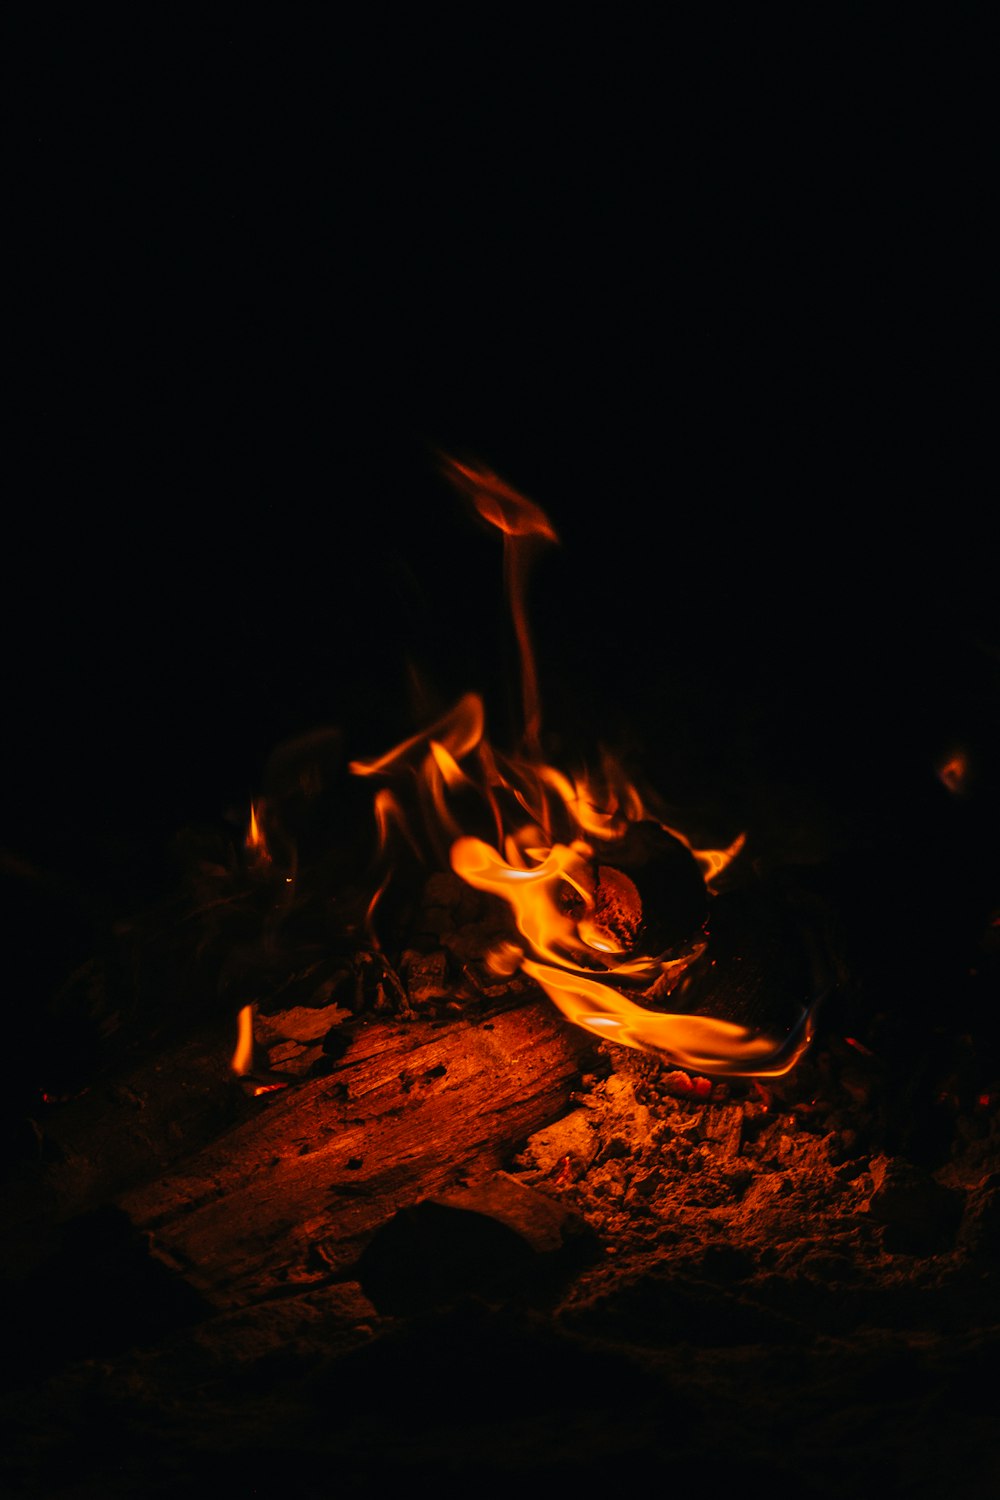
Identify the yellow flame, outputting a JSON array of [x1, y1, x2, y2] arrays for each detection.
[[522, 958, 814, 1077], [231, 1004, 255, 1076], [452, 836, 597, 971], [345, 687, 796, 1073], [430, 739, 472, 789], [450, 817, 810, 1077], [247, 802, 270, 859], [691, 831, 747, 888], [349, 693, 485, 777]]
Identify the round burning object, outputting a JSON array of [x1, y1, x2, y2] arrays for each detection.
[[570, 820, 709, 967]]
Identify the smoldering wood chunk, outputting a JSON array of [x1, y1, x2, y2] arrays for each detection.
[[460, 957, 534, 1002], [353, 1170, 600, 1316], [435, 1172, 596, 1257], [255, 998, 353, 1078], [591, 820, 708, 960], [262, 1039, 322, 1076], [254, 1001, 352, 1046], [699, 1102, 745, 1160], [410, 871, 519, 969], [666, 877, 827, 1039], [514, 1109, 601, 1179], [399, 949, 449, 1006], [412, 869, 488, 934]]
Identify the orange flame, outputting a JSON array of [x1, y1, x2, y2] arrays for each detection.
[[451, 825, 813, 1077], [521, 961, 813, 1076], [246, 801, 272, 867], [437, 452, 557, 756], [248, 803, 265, 849], [240, 453, 818, 1082], [435, 452, 559, 541], [937, 750, 968, 794], [349, 689, 816, 1077], [231, 1003, 255, 1076], [230, 1003, 288, 1094]]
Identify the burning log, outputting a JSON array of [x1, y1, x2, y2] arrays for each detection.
[[120, 995, 593, 1311], [2, 452, 840, 1353], [353, 1169, 600, 1315], [5, 988, 595, 1316]]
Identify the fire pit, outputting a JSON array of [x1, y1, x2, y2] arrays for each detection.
[[2, 451, 999, 1499]]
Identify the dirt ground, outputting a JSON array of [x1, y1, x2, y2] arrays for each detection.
[[3, 810, 999, 1500]]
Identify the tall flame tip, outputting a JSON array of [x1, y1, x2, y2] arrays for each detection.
[[435, 449, 559, 543]]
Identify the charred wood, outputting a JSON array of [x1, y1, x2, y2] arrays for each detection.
[[119, 997, 592, 1310], [5, 992, 594, 1316]]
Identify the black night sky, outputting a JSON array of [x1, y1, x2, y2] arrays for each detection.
[[7, 18, 996, 987], [4, 20, 1000, 1499]]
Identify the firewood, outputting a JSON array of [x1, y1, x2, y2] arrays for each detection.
[[352, 1170, 600, 1315], [101, 996, 594, 1311]]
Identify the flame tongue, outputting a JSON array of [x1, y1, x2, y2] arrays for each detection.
[[451, 830, 815, 1077], [435, 452, 559, 541], [238, 452, 819, 1083], [451, 835, 597, 973], [437, 450, 558, 756], [521, 958, 816, 1077], [342, 681, 815, 1079]]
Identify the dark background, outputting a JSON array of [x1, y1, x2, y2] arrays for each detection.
[[4, 27, 999, 1497], [6, 17, 996, 970]]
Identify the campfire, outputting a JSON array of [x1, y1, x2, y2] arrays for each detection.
[[3, 448, 998, 1497], [229, 451, 821, 1094]]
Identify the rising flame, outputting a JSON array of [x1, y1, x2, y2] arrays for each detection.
[[348, 688, 814, 1077], [231, 1002, 255, 1076], [241, 452, 818, 1083], [247, 802, 267, 853], [436, 451, 557, 756]]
